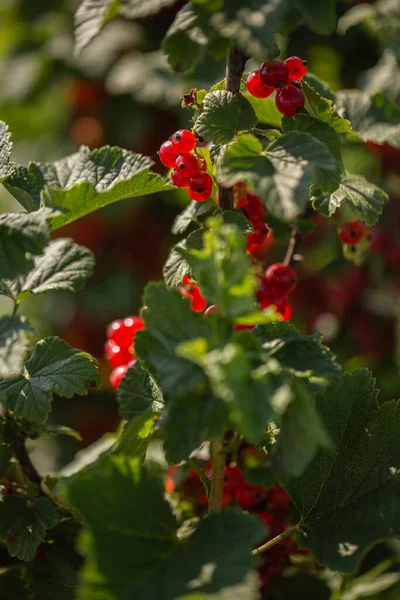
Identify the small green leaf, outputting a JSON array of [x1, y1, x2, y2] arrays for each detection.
[[1, 239, 95, 302], [113, 413, 158, 460], [44, 424, 83, 441], [0, 212, 49, 281], [244, 94, 282, 128], [180, 218, 257, 319], [255, 322, 342, 380], [302, 81, 352, 134], [0, 337, 101, 424], [217, 134, 274, 187], [117, 362, 164, 420], [66, 456, 265, 599], [163, 240, 192, 289], [336, 90, 400, 148], [292, 0, 336, 34], [282, 114, 343, 168], [0, 316, 34, 378], [162, 4, 209, 73], [263, 131, 340, 221], [272, 378, 330, 478], [172, 199, 215, 235], [0, 496, 58, 561], [4, 147, 173, 230], [134, 283, 211, 395], [312, 173, 388, 226], [285, 369, 400, 573], [196, 91, 258, 145], [0, 121, 14, 182]]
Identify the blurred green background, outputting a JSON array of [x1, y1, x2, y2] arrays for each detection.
[[0, 0, 399, 472]]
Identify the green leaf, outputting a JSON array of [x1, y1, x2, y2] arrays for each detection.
[[302, 81, 352, 134], [4, 147, 173, 230], [312, 173, 388, 226], [163, 240, 192, 289], [66, 456, 265, 599], [0, 121, 14, 182], [0, 212, 49, 280], [244, 94, 283, 128], [255, 322, 342, 380], [172, 199, 215, 235], [75, 0, 177, 54], [180, 218, 257, 319], [0, 316, 34, 378], [134, 283, 212, 395], [285, 369, 400, 573], [0, 337, 101, 424], [361, 50, 400, 105], [1, 239, 95, 302], [272, 378, 330, 478], [217, 133, 274, 187], [282, 114, 343, 168], [292, 0, 336, 34], [44, 424, 83, 441], [196, 91, 258, 145], [0, 495, 58, 561], [335, 90, 400, 149], [162, 390, 228, 464], [117, 362, 164, 420], [113, 413, 158, 460], [263, 131, 340, 221], [162, 4, 210, 73]]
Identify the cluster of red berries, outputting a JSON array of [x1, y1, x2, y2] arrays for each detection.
[[247, 57, 306, 117], [159, 129, 213, 202], [235, 187, 271, 255], [257, 263, 297, 321], [104, 315, 145, 388], [166, 457, 301, 592]]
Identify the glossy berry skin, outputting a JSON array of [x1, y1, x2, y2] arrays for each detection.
[[266, 263, 297, 294], [275, 84, 305, 116], [159, 140, 178, 168], [175, 153, 199, 178], [171, 168, 190, 188], [171, 129, 196, 153], [271, 296, 292, 320], [190, 286, 208, 312], [259, 59, 289, 88], [107, 316, 144, 347], [247, 70, 274, 98], [285, 56, 307, 81], [110, 365, 128, 389], [188, 171, 213, 202], [104, 340, 132, 368], [338, 220, 369, 245], [236, 485, 267, 509]]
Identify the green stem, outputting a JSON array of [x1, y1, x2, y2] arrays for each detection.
[[187, 458, 211, 496], [11, 301, 18, 316], [252, 522, 301, 555], [208, 438, 226, 513]]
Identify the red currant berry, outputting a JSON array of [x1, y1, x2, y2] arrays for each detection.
[[256, 276, 274, 308], [159, 140, 178, 168], [285, 56, 307, 81], [110, 365, 129, 389], [107, 316, 144, 348], [171, 168, 190, 188], [268, 485, 291, 510], [188, 171, 213, 202], [338, 220, 369, 245], [265, 263, 297, 295], [175, 153, 199, 178], [189, 285, 207, 312], [247, 221, 267, 246], [246, 70, 274, 98], [171, 129, 196, 153], [234, 323, 256, 330], [223, 466, 246, 494], [104, 340, 132, 368], [259, 59, 289, 88], [271, 296, 292, 320], [236, 485, 267, 509], [275, 84, 305, 116]]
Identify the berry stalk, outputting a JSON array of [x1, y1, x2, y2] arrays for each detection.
[[252, 521, 302, 555], [218, 46, 247, 211]]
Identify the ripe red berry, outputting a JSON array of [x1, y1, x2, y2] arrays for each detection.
[[104, 340, 132, 368], [110, 365, 129, 389], [171, 168, 190, 188], [259, 59, 289, 88], [285, 56, 307, 81], [159, 140, 178, 168], [107, 316, 145, 348], [256, 276, 274, 308], [189, 285, 207, 312], [246, 70, 274, 98], [271, 296, 292, 321], [265, 263, 297, 295], [268, 485, 291, 510], [247, 223, 267, 247], [188, 171, 213, 202], [175, 153, 199, 178], [234, 323, 255, 330], [236, 485, 267, 508], [171, 129, 196, 153], [338, 220, 369, 245], [223, 466, 246, 494], [275, 84, 305, 117]]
